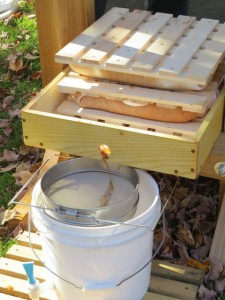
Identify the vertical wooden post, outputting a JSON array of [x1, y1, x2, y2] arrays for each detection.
[[35, 0, 95, 87]]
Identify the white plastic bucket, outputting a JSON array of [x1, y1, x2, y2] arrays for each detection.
[[0, 0, 18, 20], [31, 169, 161, 300]]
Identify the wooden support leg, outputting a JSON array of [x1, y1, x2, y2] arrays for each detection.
[[35, 0, 95, 87]]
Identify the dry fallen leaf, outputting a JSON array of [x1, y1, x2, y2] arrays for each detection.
[[177, 226, 195, 247], [1, 149, 19, 162], [0, 209, 17, 225], [187, 258, 210, 273], [8, 58, 24, 72]]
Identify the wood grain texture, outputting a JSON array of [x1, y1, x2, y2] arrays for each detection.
[[57, 9, 225, 90], [21, 68, 224, 179], [35, 0, 94, 86]]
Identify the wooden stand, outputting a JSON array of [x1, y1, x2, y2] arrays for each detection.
[[35, 0, 95, 87]]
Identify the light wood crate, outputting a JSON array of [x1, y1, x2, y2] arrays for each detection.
[[21, 67, 225, 179]]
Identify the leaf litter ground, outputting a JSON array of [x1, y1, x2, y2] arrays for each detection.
[[0, 2, 224, 299]]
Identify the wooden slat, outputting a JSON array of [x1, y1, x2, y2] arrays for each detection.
[[149, 276, 198, 300], [151, 260, 204, 285], [81, 10, 150, 65], [57, 100, 202, 138], [158, 18, 219, 77], [105, 12, 172, 68], [143, 292, 181, 300], [0, 294, 24, 300], [132, 15, 196, 72], [0, 257, 48, 282], [57, 9, 225, 89], [55, 7, 129, 63], [6, 244, 43, 266], [0, 274, 55, 300], [57, 74, 209, 113], [16, 230, 42, 249]]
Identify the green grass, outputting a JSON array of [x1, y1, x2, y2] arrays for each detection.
[[0, 0, 41, 256], [0, 1, 41, 208], [0, 238, 16, 257]]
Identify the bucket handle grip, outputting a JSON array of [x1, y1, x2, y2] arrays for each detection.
[[82, 280, 117, 291]]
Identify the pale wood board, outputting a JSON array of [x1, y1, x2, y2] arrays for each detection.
[[56, 9, 225, 89], [143, 293, 181, 300], [149, 276, 198, 300], [0, 294, 24, 300], [6, 244, 43, 266], [55, 7, 129, 62], [0, 257, 48, 282], [0, 274, 56, 300], [57, 100, 202, 138], [21, 67, 224, 179], [57, 74, 210, 113], [151, 260, 204, 285]]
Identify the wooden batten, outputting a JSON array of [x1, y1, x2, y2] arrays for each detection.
[[56, 8, 225, 90]]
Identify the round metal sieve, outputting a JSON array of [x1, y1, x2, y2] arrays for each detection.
[[39, 157, 139, 226]]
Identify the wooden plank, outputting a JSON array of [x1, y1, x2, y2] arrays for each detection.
[[0, 257, 48, 282], [143, 292, 181, 300], [35, 0, 95, 86], [105, 12, 172, 68], [200, 132, 225, 180], [55, 7, 129, 63], [184, 49, 223, 81], [0, 274, 55, 300], [80, 10, 150, 65], [132, 15, 196, 72], [158, 18, 219, 77], [149, 276, 198, 300], [16, 230, 42, 249], [57, 75, 209, 113], [151, 260, 204, 285], [196, 86, 225, 175], [57, 100, 202, 138], [0, 294, 24, 300], [6, 244, 43, 266], [209, 193, 225, 264]]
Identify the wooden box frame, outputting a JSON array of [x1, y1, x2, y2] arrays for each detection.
[[21, 67, 225, 179]]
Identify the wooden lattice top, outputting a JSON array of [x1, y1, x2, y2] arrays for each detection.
[[55, 7, 225, 90]]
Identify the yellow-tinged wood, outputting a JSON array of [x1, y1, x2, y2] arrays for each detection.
[[151, 260, 204, 285], [0, 294, 24, 300], [143, 292, 181, 300], [0, 257, 47, 282], [35, 0, 94, 86], [209, 193, 225, 264], [21, 68, 224, 179], [200, 132, 225, 180], [16, 230, 42, 249], [6, 244, 43, 266], [149, 276, 198, 300], [57, 75, 210, 113], [196, 87, 225, 174], [0, 274, 56, 300]]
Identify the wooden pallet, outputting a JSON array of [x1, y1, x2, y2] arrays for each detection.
[[55, 8, 225, 90], [0, 231, 204, 300]]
